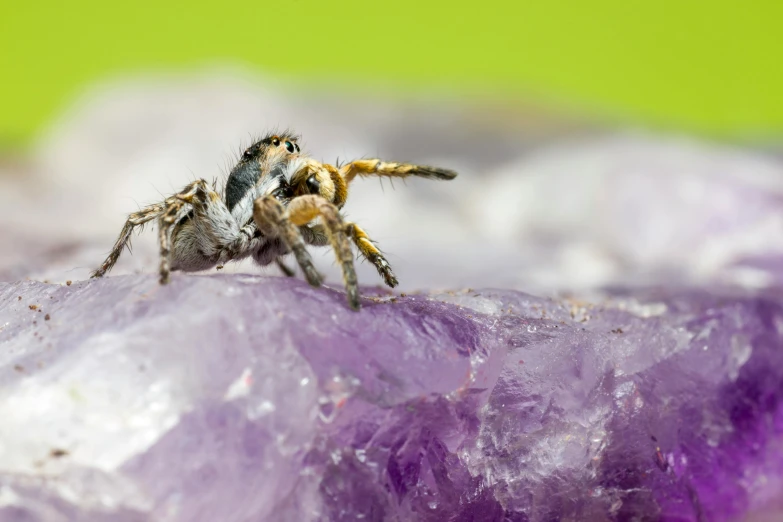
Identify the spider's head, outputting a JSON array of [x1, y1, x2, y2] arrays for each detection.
[[240, 133, 301, 163], [225, 132, 301, 211]]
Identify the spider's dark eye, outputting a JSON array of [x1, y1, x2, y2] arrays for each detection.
[[242, 149, 253, 160], [272, 137, 280, 146], [294, 143, 300, 152], [272, 184, 292, 201], [285, 141, 295, 153], [306, 175, 320, 194]]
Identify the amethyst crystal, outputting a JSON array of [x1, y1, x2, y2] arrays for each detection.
[[1, 274, 781, 521]]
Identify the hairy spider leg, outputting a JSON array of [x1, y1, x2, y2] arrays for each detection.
[[91, 203, 165, 278], [155, 179, 210, 284], [158, 201, 192, 284], [288, 161, 398, 287], [345, 223, 398, 288], [286, 196, 359, 309], [254, 195, 360, 310], [253, 196, 323, 289], [329, 158, 452, 287], [332, 158, 456, 288], [274, 258, 296, 277], [157, 179, 257, 284], [339, 159, 457, 185], [307, 221, 397, 288]]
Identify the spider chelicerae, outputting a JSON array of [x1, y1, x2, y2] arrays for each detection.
[[91, 132, 457, 310]]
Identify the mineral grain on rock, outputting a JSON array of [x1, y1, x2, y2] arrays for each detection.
[[1, 274, 781, 521]]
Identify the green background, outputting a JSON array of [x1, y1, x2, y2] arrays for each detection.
[[1, 1, 781, 144]]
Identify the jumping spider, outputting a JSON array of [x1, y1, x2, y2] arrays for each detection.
[[91, 132, 457, 310]]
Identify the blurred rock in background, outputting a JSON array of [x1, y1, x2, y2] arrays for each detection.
[[2, 70, 782, 296]]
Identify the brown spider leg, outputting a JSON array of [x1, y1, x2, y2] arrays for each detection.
[[345, 223, 398, 288], [303, 222, 396, 288], [288, 196, 359, 310], [157, 201, 192, 284], [253, 196, 323, 288], [157, 180, 211, 284], [91, 203, 165, 278], [301, 224, 329, 246], [255, 195, 360, 311], [274, 258, 296, 277], [339, 159, 457, 185]]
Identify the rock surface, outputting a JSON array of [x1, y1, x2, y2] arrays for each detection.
[[4, 72, 783, 295], [2, 274, 783, 521]]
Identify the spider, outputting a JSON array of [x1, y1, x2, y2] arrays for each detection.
[[91, 131, 457, 310]]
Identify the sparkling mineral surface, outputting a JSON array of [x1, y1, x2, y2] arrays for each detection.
[[2, 275, 782, 521]]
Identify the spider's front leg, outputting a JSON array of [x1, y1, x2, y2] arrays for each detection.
[[253, 197, 323, 289], [345, 223, 398, 288], [339, 159, 457, 185], [253, 195, 360, 310], [300, 222, 397, 288]]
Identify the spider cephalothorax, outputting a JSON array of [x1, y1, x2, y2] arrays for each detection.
[[92, 132, 457, 310], [225, 132, 301, 212]]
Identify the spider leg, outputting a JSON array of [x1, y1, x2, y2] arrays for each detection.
[[304, 222, 397, 288], [288, 196, 359, 309], [345, 223, 398, 288], [339, 159, 457, 185], [274, 258, 296, 277], [253, 196, 323, 288], [157, 199, 193, 284], [157, 179, 226, 284], [270, 225, 327, 279], [91, 203, 165, 278], [301, 224, 329, 246], [255, 195, 360, 311]]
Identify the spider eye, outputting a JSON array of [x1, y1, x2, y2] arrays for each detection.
[[272, 137, 280, 146], [306, 175, 320, 195], [242, 149, 253, 160], [294, 143, 300, 152], [285, 141, 295, 153], [272, 185, 292, 201]]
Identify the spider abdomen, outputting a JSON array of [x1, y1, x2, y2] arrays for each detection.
[[225, 160, 263, 212]]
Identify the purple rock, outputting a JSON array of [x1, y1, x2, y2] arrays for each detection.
[[2, 274, 782, 521]]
